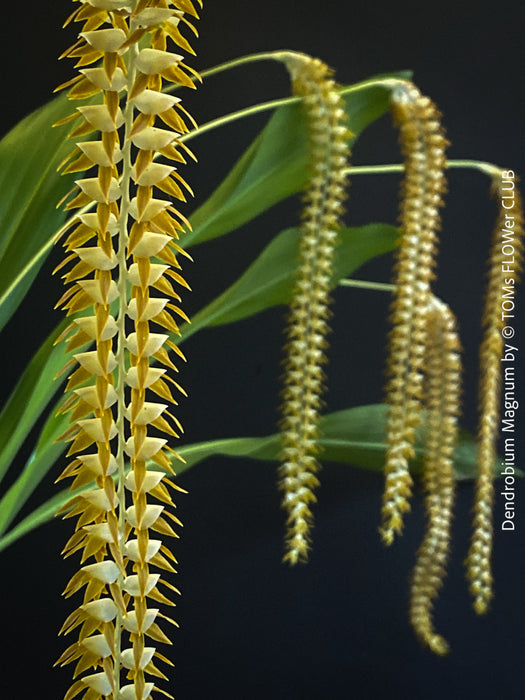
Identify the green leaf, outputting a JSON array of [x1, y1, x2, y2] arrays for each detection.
[[0, 378, 70, 538], [177, 404, 483, 479], [185, 74, 408, 248], [0, 94, 83, 332], [0, 404, 484, 552], [184, 223, 398, 340], [0, 319, 70, 490]]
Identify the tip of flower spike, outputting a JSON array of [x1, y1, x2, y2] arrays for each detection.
[[427, 634, 450, 656], [379, 510, 406, 546], [473, 597, 491, 616], [380, 528, 395, 547], [283, 550, 307, 566]]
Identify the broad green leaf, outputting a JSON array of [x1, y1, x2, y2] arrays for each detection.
[[176, 404, 484, 480], [185, 223, 398, 340], [0, 94, 84, 333], [185, 73, 410, 248], [0, 404, 485, 552]]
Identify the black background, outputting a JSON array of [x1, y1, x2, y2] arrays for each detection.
[[1, 2, 524, 699]]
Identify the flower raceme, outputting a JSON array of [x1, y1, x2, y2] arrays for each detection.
[[53, 1, 201, 698], [380, 83, 448, 546], [466, 181, 524, 615], [409, 297, 461, 655], [277, 54, 351, 565]]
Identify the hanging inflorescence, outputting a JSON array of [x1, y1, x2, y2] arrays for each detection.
[[377, 83, 464, 652], [409, 297, 461, 655], [466, 180, 524, 615], [277, 53, 351, 565], [380, 83, 449, 546], [53, 1, 201, 698], [381, 82, 525, 652]]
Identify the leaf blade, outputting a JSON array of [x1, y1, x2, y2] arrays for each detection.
[[185, 74, 409, 248], [184, 223, 398, 339], [0, 94, 84, 332]]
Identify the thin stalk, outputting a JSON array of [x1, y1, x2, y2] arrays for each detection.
[[181, 96, 298, 143], [113, 36, 139, 697], [338, 278, 395, 292], [200, 50, 299, 80], [344, 160, 505, 178]]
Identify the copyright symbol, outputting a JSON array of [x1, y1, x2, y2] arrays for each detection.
[[502, 326, 515, 339]]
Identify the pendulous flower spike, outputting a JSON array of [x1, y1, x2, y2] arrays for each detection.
[[466, 177, 524, 614], [277, 53, 351, 565], [54, 2, 200, 698], [409, 297, 462, 655], [380, 83, 448, 545]]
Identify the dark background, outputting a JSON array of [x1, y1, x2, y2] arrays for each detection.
[[1, 2, 524, 699]]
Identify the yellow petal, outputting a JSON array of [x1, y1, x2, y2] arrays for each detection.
[[81, 598, 117, 622], [126, 366, 165, 389], [81, 672, 112, 696], [82, 560, 120, 584], [122, 573, 159, 596], [77, 141, 122, 167], [135, 8, 177, 27], [122, 609, 158, 634], [125, 503, 164, 529], [126, 332, 168, 357], [127, 297, 168, 321], [73, 246, 117, 270], [75, 177, 121, 203], [125, 470, 165, 493], [80, 28, 127, 52], [77, 104, 124, 132], [131, 126, 177, 150], [124, 539, 162, 563], [78, 453, 118, 476], [120, 647, 155, 670], [134, 163, 175, 187], [73, 316, 118, 342], [80, 66, 127, 91], [128, 262, 168, 287], [77, 279, 119, 305], [74, 350, 117, 376], [135, 48, 182, 74], [125, 437, 167, 461], [82, 634, 112, 658], [118, 683, 154, 700], [129, 196, 169, 221], [133, 89, 180, 115]]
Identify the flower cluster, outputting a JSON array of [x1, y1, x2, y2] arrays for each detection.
[[53, 1, 200, 698], [409, 298, 461, 655], [380, 84, 448, 545], [278, 54, 351, 564], [466, 182, 524, 614]]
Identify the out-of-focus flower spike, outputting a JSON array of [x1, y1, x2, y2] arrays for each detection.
[[277, 53, 351, 565], [466, 177, 524, 614], [380, 83, 448, 545], [409, 297, 461, 655]]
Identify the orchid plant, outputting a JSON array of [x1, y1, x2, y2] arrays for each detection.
[[0, 1, 522, 698]]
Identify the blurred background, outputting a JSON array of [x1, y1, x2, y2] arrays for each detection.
[[0, 1, 524, 698]]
